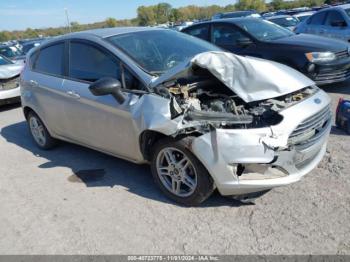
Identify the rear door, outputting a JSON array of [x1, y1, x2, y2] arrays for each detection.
[[61, 40, 143, 160], [305, 11, 327, 35], [323, 10, 349, 41], [27, 42, 67, 135]]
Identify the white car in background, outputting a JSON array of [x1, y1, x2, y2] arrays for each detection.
[[0, 55, 23, 106]]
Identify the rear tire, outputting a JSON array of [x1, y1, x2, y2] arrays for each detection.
[[150, 137, 214, 206], [27, 111, 57, 150], [336, 115, 342, 129]]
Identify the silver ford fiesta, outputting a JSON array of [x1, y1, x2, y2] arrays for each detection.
[[20, 27, 331, 205]]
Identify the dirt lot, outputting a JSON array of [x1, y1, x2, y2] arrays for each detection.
[[0, 82, 349, 255]]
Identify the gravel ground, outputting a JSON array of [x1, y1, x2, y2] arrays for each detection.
[[0, 82, 349, 255]]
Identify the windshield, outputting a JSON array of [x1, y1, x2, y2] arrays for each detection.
[[269, 17, 299, 27], [235, 19, 294, 41], [0, 46, 22, 58], [0, 55, 12, 65], [108, 30, 221, 75]]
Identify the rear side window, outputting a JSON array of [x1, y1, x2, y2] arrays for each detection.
[[308, 12, 327, 25], [325, 11, 347, 26], [33, 43, 64, 76], [69, 42, 120, 82], [212, 24, 247, 46], [183, 25, 210, 41]]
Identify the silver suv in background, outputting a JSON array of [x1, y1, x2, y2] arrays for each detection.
[[296, 4, 350, 42], [21, 28, 331, 205]]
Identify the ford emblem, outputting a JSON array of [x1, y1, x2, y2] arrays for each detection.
[[314, 98, 322, 104]]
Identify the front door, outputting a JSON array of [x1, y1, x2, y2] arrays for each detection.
[[61, 40, 142, 161]]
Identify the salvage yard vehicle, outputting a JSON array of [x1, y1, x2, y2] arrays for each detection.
[[295, 4, 350, 42], [0, 55, 23, 105], [0, 44, 25, 63], [21, 28, 331, 205], [265, 15, 300, 31], [183, 18, 350, 85]]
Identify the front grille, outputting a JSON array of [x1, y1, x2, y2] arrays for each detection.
[[335, 49, 350, 60], [314, 68, 350, 83], [288, 104, 332, 147], [0, 76, 20, 90]]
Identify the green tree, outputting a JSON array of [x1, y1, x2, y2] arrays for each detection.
[[155, 3, 172, 23], [105, 18, 118, 28], [137, 6, 156, 26], [270, 0, 285, 10], [235, 0, 267, 12]]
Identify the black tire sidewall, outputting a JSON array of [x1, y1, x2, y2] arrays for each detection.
[[150, 137, 214, 206], [27, 112, 56, 150]]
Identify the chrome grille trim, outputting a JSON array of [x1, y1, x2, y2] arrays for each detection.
[[335, 50, 349, 60], [289, 104, 332, 146]]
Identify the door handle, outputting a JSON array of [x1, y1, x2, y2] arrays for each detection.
[[66, 90, 81, 99], [29, 80, 38, 87]]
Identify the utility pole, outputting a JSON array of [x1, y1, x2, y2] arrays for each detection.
[[65, 8, 71, 33]]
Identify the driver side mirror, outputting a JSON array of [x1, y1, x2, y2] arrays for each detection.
[[236, 37, 253, 47], [89, 77, 126, 104], [331, 20, 347, 27]]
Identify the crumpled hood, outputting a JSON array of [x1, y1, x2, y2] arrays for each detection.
[[0, 63, 23, 79], [150, 51, 315, 103]]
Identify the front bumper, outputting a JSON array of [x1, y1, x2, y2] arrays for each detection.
[[190, 89, 331, 196], [307, 58, 350, 85], [0, 87, 20, 105]]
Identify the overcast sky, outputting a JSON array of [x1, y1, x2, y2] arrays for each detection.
[[0, 0, 236, 31]]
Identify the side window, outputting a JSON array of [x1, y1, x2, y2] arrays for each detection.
[[69, 42, 141, 90], [183, 25, 210, 41], [309, 12, 327, 25], [325, 11, 347, 26], [33, 43, 64, 76], [212, 25, 247, 46], [69, 42, 120, 82]]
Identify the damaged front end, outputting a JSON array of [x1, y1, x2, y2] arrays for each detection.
[[0, 62, 23, 105], [148, 52, 331, 196]]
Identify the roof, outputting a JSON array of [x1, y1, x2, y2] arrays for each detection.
[[48, 27, 163, 43], [337, 3, 350, 9], [293, 11, 315, 16], [266, 15, 293, 19]]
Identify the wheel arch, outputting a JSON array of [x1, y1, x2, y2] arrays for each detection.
[[139, 130, 168, 161]]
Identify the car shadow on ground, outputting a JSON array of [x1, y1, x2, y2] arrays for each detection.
[[1, 120, 247, 208], [330, 125, 349, 136], [0, 102, 21, 112], [322, 81, 350, 96]]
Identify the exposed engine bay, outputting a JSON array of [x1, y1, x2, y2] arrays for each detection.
[[155, 70, 318, 130]]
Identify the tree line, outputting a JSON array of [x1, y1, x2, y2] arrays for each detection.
[[0, 0, 330, 42]]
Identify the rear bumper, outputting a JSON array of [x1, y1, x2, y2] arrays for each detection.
[[0, 87, 20, 105]]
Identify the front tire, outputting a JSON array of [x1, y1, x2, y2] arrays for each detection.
[[151, 138, 214, 206], [27, 111, 57, 150]]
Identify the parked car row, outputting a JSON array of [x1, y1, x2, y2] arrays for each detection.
[[182, 17, 350, 85], [0, 37, 46, 105]]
